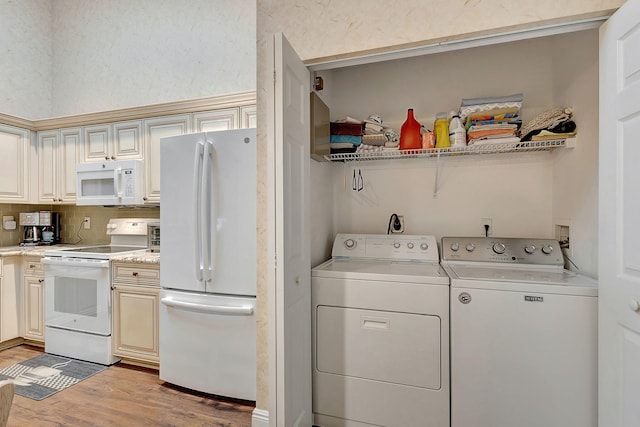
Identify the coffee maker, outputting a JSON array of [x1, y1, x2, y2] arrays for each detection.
[[19, 211, 61, 246]]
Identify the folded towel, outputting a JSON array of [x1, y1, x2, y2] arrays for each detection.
[[330, 134, 362, 146], [461, 93, 524, 107], [362, 134, 387, 146], [519, 108, 573, 138], [468, 136, 521, 146], [330, 142, 356, 149], [356, 144, 384, 153], [330, 122, 363, 136]]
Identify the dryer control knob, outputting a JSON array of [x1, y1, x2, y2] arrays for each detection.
[[630, 300, 640, 312], [492, 243, 506, 254], [393, 242, 401, 249], [541, 245, 554, 255], [344, 239, 356, 249], [450, 242, 460, 252], [524, 244, 536, 254], [465, 243, 475, 252], [407, 243, 414, 249], [420, 243, 429, 250]]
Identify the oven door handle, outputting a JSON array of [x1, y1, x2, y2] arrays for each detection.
[[42, 257, 110, 268]]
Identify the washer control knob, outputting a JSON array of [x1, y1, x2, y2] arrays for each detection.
[[465, 243, 475, 252], [344, 239, 356, 249], [630, 300, 640, 312], [407, 243, 414, 249], [541, 245, 554, 255], [524, 244, 536, 254], [450, 242, 460, 252], [393, 242, 401, 249], [492, 243, 506, 254], [420, 243, 429, 250]]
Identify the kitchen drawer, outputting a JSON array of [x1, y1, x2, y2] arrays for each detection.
[[23, 256, 44, 276], [112, 262, 159, 286]]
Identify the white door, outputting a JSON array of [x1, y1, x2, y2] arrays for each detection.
[[599, 1, 640, 426], [270, 33, 312, 426]]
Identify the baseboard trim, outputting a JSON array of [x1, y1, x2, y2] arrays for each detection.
[[252, 408, 269, 426]]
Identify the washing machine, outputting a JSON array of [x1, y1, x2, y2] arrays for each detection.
[[441, 237, 598, 427], [311, 234, 450, 427]]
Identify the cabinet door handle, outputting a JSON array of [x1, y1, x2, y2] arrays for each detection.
[[29, 264, 36, 268], [105, 156, 109, 160], [132, 272, 139, 277], [111, 156, 116, 160], [38, 279, 44, 283]]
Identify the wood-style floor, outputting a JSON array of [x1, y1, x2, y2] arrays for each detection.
[[0, 345, 254, 426]]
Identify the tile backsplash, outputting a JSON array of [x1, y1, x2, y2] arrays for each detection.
[[0, 203, 159, 247]]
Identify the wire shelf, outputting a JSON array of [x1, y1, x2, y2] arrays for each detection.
[[324, 138, 570, 162]]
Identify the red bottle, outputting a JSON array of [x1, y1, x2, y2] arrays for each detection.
[[400, 108, 422, 150]]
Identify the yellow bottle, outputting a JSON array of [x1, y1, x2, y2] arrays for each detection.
[[434, 112, 450, 148]]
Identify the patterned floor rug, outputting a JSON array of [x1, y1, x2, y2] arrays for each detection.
[[0, 354, 108, 400]]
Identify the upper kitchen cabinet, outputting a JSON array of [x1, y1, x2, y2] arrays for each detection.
[[143, 114, 192, 204], [37, 127, 81, 204], [241, 105, 257, 129], [82, 120, 143, 162], [0, 124, 31, 203], [193, 108, 239, 132]]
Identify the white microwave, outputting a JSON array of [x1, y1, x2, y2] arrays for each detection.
[[76, 160, 145, 206]]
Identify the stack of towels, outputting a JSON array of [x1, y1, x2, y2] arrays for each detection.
[[330, 117, 363, 154], [518, 107, 576, 141], [459, 93, 523, 146], [331, 115, 400, 155]]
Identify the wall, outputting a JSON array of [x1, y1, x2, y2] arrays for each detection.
[[0, 0, 53, 119], [0, 203, 159, 247], [551, 30, 600, 278], [50, 0, 256, 117]]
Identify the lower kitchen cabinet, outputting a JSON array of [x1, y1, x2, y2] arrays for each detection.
[[111, 262, 160, 366], [22, 256, 45, 343], [0, 257, 20, 343]]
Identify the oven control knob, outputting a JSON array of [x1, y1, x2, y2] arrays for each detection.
[[407, 242, 414, 249], [344, 239, 356, 249], [492, 243, 506, 254], [541, 245, 554, 255], [420, 243, 429, 250], [450, 242, 460, 252], [393, 242, 401, 249], [524, 244, 536, 254], [465, 243, 475, 252]]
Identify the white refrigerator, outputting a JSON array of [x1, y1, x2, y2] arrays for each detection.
[[159, 129, 256, 401]]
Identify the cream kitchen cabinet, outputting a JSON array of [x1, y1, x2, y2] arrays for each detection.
[[193, 108, 239, 132], [0, 257, 20, 344], [240, 105, 257, 128], [0, 124, 30, 203], [143, 114, 191, 205], [22, 256, 45, 343], [111, 261, 160, 366], [82, 120, 143, 162], [37, 127, 81, 204]]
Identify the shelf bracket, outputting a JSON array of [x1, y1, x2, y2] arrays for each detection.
[[433, 151, 441, 198]]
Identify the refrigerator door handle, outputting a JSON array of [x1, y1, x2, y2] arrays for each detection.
[[201, 139, 212, 282], [161, 297, 254, 315], [193, 141, 205, 282], [205, 138, 217, 284]]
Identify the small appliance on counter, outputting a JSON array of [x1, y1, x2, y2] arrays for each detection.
[[147, 221, 160, 252], [19, 211, 61, 246]]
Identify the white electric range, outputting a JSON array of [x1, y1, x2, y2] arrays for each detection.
[[43, 218, 157, 365]]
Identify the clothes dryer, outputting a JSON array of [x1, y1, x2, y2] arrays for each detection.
[[311, 234, 450, 427], [441, 237, 598, 427]]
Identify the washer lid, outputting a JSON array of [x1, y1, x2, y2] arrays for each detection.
[[312, 258, 449, 284], [444, 263, 597, 296]]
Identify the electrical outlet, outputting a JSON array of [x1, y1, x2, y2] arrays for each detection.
[[391, 215, 405, 233], [84, 217, 91, 230], [480, 218, 492, 236]]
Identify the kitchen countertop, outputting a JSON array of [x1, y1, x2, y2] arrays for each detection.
[[0, 245, 160, 265], [110, 251, 160, 265]]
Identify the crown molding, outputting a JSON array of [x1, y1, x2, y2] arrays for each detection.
[[1, 91, 256, 132]]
